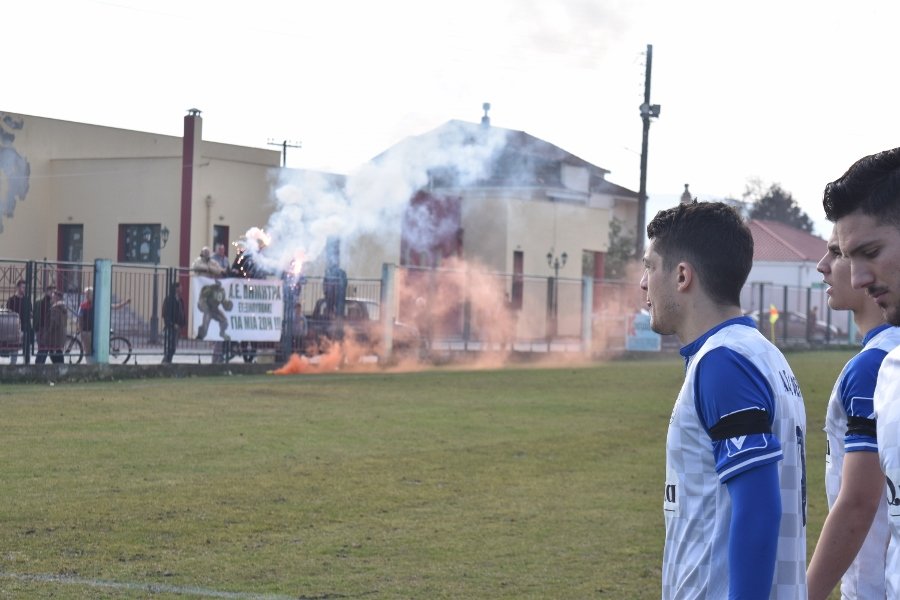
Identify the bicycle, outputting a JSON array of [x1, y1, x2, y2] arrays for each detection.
[[63, 331, 133, 365]]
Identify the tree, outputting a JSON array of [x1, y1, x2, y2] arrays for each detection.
[[745, 179, 814, 233], [604, 217, 636, 280]]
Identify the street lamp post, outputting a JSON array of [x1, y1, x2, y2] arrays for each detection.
[[546, 250, 567, 340], [149, 226, 170, 344]]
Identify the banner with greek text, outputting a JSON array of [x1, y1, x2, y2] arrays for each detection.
[[190, 276, 284, 342]]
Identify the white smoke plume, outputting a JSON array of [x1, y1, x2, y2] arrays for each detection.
[[248, 121, 509, 274]]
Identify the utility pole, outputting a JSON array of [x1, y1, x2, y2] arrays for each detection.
[[267, 139, 302, 167], [636, 44, 661, 259]]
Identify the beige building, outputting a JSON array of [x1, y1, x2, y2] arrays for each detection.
[[340, 119, 639, 279], [335, 118, 639, 340], [0, 110, 280, 271], [0, 110, 637, 291], [0, 108, 640, 348]]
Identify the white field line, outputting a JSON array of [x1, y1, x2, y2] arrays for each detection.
[[0, 571, 299, 599]]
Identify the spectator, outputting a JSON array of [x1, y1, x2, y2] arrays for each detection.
[[79, 286, 131, 363], [212, 242, 230, 273], [32, 283, 56, 364], [191, 246, 225, 278], [161, 281, 186, 363], [5, 279, 31, 364], [46, 291, 68, 364]]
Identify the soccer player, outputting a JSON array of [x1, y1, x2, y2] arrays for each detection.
[[823, 146, 900, 598], [806, 225, 900, 599], [641, 201, 807, 599]]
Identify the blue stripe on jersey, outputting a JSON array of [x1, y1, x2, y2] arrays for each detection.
[[693, 345, 783, 481], [839, 346, 887, 452]]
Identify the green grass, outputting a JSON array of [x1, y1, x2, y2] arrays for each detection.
[[0, 350, 854, 599]]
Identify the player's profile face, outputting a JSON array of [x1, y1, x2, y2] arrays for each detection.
[[640, 242, 678, 336], [837, 211, 900, 325], [817, 226, 859, 311]]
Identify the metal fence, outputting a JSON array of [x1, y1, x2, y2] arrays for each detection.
[[741, 281, 854, 345], [0, 259, 853, 366]]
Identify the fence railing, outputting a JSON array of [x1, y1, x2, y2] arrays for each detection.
[[0, 260, 854, 365]]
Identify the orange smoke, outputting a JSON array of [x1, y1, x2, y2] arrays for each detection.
[[267, 347, 344, 375], [269, 353, 312, 375]]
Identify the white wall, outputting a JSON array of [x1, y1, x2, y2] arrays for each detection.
[[746, 260, 820, 289]]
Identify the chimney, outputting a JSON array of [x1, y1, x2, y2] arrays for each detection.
[[481, 102, 491, 128]]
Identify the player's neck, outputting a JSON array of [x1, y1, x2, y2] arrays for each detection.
[[854, 302, 888, 338], [677, 300, 743, 345]]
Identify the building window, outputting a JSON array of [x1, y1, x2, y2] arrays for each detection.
[[58, 224, 84, 293], [118, 224, 163, 264]]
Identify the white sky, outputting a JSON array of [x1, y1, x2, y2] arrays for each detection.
[[7, 0, 900, 238]]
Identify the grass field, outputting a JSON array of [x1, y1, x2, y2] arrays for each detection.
[[0, 350, 853, 599]]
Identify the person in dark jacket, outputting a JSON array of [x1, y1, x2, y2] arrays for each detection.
[[5, 279, 31, 364], [162, 281, 186, 363], [32, 283, 56, 364]]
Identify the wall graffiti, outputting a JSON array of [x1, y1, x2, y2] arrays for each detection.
[[0, 113, 31, 233]]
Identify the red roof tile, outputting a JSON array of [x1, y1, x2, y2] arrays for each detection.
[[749, 220, 827, 262]]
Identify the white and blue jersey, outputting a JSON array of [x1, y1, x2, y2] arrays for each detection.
[[824, 323, 900, 599], [873, 346, 900, 598], [662, 317, 807, 599]]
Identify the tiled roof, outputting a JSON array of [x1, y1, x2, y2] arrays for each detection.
[[374, 120, 638, 197], [749, 219, 827, 262]]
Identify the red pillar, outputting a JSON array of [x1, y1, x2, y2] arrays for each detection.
[[179, 110, 201, 268]]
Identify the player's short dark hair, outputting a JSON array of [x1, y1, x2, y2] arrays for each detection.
[[646, 201, 752, 307], [823, 147, 900, 225]]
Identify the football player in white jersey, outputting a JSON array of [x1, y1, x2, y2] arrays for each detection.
[[807, 226, 900, 599], [824, 146, 900, 598], [641, 201, 807, 599]]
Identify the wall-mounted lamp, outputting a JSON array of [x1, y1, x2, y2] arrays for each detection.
[[160, 226, 170, 249]]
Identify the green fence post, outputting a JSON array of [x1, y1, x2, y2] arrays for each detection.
[[92, 259, 112, 364]]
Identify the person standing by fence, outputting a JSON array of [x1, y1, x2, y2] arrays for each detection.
[[5, 279, 30, 364], [32, 283, 56, 364], [78, 286, 130, 363], [45, 291, 68, 364], [212, 242, 229, 273], [192, 246, 225, 278], [161, 281, 186, 364]]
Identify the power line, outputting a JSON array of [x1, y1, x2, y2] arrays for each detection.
[[267, 139, 301, 168]]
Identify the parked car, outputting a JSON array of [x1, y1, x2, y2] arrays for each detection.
[[745, 310, 844, 343], [301, 297, 421, 357]]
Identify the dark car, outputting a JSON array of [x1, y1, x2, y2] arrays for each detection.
[[301, 297, 421, 357], [745, 310, 845, 343]]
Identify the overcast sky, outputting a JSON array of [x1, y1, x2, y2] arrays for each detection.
[[7, 0, 900, 238]]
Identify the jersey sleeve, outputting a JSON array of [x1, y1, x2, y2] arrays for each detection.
[[694, 347, 783, 482], [839, 348, 887, 452]]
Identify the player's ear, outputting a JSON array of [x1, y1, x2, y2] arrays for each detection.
[[676, 262, 692, 291]]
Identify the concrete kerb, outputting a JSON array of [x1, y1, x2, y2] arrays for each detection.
[[0, 362, 274, 384]]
